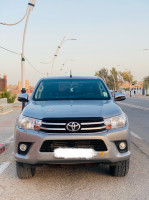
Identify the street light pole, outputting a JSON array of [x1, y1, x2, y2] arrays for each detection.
[[21, 0, 36, 95], [50, 37, 77, 75], [128, 73, 132, 97], [111, 73, 116, 91], [60, 59, 75, 73]]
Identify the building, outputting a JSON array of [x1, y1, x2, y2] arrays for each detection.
[[18, 80, 30, 92], [25, 80, 30, 90], [18, 81, 22, 91], [0, 74, 7, 92], [119, 81, 143, 96]]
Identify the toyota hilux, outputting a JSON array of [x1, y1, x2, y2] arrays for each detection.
[[15, 76, 130, 179]]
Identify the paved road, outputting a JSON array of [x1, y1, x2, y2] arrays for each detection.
[[124, 97, 149, 108], [0, 105, 149, 200], [118, 97, 149, 142]]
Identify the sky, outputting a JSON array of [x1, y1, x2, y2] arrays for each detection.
[[0, 0, 149, 86]]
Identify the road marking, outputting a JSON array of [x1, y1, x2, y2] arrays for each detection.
[[127, 97, 149, 100], [130, 131, 142, 140], [4, 135, 14, 144], [0, 162, 11, 174], [118, 102, 149, 111]]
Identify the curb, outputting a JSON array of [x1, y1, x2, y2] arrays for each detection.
[[0, 109, 13, 115], [0, 143, 8, 154]]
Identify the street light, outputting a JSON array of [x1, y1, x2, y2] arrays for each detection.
[[40, 61, 52, 76], [21, 0, 36, 95], [60, 59, 75, 73], [50, 36, 77, 75]]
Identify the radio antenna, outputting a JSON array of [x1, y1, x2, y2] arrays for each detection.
[[70, 70, 72, 78]]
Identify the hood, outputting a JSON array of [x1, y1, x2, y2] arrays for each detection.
[[22, 100, 122, 119]]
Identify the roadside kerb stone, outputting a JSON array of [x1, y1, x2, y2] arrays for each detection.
[[0, 98, 13, 114], [0, 143, 9, 154]]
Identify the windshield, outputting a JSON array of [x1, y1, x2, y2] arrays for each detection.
[[33, 79, 111, 101]]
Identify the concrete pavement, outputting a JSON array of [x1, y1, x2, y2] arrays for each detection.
[[0, 101, 149, 199], [0, 134, 149, 200]]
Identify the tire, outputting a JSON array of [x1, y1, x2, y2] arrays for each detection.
[[16, 162, 36, 179], [109, 159, 129, 177]]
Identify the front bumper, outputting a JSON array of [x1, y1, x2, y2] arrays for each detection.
[[14, 126, 131, 165]]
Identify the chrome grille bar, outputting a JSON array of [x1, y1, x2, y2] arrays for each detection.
[[40, 127, 66, 131], [42, 122, 66, 126], [81, 121, 104, 125], [81, 126, 106, 130]]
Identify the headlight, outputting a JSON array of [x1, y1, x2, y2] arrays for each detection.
[[18, 115, 42, 130], [104, 113, 127, 129]]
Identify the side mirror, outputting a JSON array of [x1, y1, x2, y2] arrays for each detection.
[[18, 93, 29, 102], [114, 92, 126, 101]]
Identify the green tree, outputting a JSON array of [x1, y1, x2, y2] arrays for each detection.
[[143, 76, 149, 95], [106, 74, 115, 90], [1, 90, 17, 103], [95, 68, 115, 90], [120, 70, 133, 84], [95, 68, 108, 83], [110, 67, 119, 90]]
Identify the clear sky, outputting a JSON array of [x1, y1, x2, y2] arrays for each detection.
[[0, 0, 149, 85]]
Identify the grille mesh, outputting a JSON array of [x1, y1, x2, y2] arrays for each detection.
[[40, 140, 107, 152]]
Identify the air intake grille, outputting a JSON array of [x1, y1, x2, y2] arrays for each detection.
[[40, 118, 106, 133], [40, 140, 107, 152]]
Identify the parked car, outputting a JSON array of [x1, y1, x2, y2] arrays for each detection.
[[15, 76, 130, 179]]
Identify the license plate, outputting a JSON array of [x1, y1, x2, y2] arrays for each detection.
[[54, 148, 97, 159]]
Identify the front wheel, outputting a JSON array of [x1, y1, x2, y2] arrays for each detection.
[[109, 159, 129, 177], [16, 162, 36, 179]]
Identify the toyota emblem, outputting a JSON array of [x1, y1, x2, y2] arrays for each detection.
[[66, 122, 81, 132]]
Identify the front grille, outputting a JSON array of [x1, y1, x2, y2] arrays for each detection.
[[40, 140, 107, 152], [40, 117, 106, 133]]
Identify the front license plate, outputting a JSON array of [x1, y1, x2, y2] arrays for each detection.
[[54, 148, 97, 159]]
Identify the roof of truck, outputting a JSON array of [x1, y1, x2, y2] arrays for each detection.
[[43, 76, 102, 80]]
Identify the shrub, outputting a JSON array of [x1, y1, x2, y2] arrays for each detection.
[[1, 90, 17, 103]]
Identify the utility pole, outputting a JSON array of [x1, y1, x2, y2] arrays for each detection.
[[21, 0, 36, 95], [50, 37, 77, 75]]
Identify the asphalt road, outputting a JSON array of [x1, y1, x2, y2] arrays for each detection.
[[118, 97, 149, 142], [0, 101, 149, 200]]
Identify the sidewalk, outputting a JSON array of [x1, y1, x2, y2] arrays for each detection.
[[0, 108, 21, 154]]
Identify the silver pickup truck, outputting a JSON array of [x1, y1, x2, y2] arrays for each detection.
[[15, 76, 130, 179]]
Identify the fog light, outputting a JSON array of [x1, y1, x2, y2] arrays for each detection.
[[19, 144, 27, 152], [119, 142, 126, 150]]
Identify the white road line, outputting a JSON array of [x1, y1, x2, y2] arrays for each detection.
[[118, 102, 149, 111], [4, 135, 14, 144], [130, 131, 142, 140], [0, 162, 11, 174]]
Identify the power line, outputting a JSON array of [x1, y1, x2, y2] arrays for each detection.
[[0, 44, 45, 76], [25, 57, 46, 76], [0, 45, 20, 55]]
